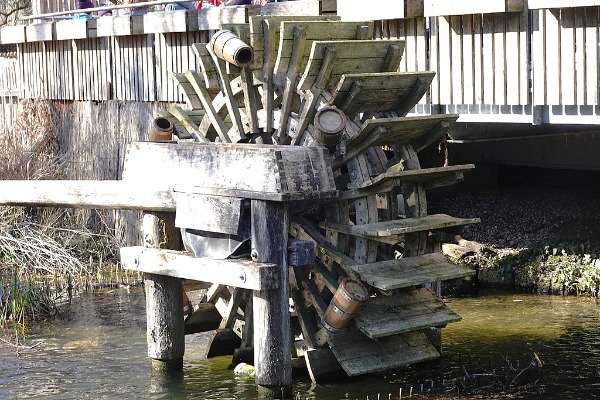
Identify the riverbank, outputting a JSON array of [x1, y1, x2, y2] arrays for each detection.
[[429, 166, 600, 296]]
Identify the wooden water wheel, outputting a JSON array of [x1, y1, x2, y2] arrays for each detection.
[[160, 16, 479, 380]]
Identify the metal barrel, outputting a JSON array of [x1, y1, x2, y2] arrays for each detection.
[[148, 117, 173, 142], [209, 29, 254, 68], [322, 278, 369, 333]]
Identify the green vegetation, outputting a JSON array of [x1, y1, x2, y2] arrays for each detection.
[[462, 241, 600, 297]]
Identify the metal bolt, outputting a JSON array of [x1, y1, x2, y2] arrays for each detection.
[[239, 272, 246, 283], [350, 169, 358, 179], [251, 249, 258, 261]]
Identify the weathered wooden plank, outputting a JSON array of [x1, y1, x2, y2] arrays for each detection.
[[97, 15, 144, 37], [199, 6, 248, 31], [473, 14, 483, 104], [450, 15, 462, 104], [351, 252, 475, 290], [333, 115, 458, 170], [298, 39, 405, 91], [354, 288, 461, 339], [560, 8, 576, 105], [532, 9, 546, 105], [575, 8, 586, 105], [320, 214, 480, 237], [506, 12, 520, 104], [274, 20, 374, 85], [122, 142, 337, 201], [329, 329, 439, 376], [25, 23, 55, 42], [120, 246, 279, 290], [436, 16, 451, 104], [482, 14, 495, 104], [585, 7, 598, 104], [494, 13, 506, 105], [330, 71, 435, 116], [462, 15, 475, 104], [529, 0, 600, 8], [56, 19, 97, 40], [424, 0, 524, 16], [1, 25, 26, 44], [248, 0, 321, 17], [338, 0, 408, 20], [143, 10, 198, 34], [346, 164, 475, 190], [0, 180, 174, 211], [545, 9, 561, 104]]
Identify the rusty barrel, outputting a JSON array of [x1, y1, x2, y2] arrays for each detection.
[[209, 29, 254, 68], [322, 278, 369, 333], [148, 117, 174, 142]]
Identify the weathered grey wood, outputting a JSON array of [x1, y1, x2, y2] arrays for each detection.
[[120, 247, 279, 290], [122, 142, 337, 201], [0, 180, 174, 211], [354, 288, 461, 339], [248, 0, 321, 17], [330, 72, 435, 117], [25, 23, 55, 42], [304, 348, 345, 383], [320, 214, 480, 237], [288, 240, 315, 268], [96, 15, 144, 37], [332, 115, 458, 170], [175, 193, 249, 235], [0, 25, 26, 44], [351, 252, 475, 290], [55, 19, 97, 40], [291, 289, 320, 349], [329, 328, 439, 376], [251, 200, 292, 397], [143, 212, 184, 371], [346, 164, 475, 190], [424, 0, 524, 16], [298, 39, 406, 91], [168, 105, 208, 142], [274, 21, 374, 85], [143, 10, 198, 34], [198, 6, 248, 31]]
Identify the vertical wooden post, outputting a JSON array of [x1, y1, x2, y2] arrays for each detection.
[[251, 200, 292, 399], [142, 211, 185, 372]]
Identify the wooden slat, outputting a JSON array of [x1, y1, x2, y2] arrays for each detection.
[[338, 0, 411, 21], [482, 14, 495, 104], [297, 39, 406, 91], [462, 15, 475, 104], [354, 288, 462, 339], [333, 115, 458, 170], [351, 252, 475, 290], [529, 0, 600, 8], [532, 9, 546, 105], [273, 20, 374, 85], [450, 15, 462, 104], [346, 164, 475, 190], [545, 9, 561, 104], [424, 0, 524, 16], [585, 7, 598, 104], [436, 16, 451, 104], [560, 8, 576, 105], [0, 180, 174, 211], [329, 328, 439, 376], [494, 13, 507, 105], [320, 214, 480, 237], [329, 71, 435, 117], [120, 247, 279, 290]]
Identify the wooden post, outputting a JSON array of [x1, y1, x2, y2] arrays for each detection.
[[251, 200, 292, 399], [142, 211, 185, 372]]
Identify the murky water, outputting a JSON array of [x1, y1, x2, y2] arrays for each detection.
[[1, 287, 599, 399]]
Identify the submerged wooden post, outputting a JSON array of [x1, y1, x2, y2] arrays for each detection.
[[251, 200, 292, 399], [142, 211, 185, 372]]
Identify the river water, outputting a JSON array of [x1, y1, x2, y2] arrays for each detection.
[[1, 287, 599, 399]]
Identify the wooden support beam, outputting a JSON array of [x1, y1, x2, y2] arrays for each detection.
[[142, 212, 185, 372], [120, 247, 279, 290], [251, 200, 292, 398], [0, 180, 174, 211]]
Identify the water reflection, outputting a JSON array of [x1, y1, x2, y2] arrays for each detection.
[[1, 288, 599, 399]]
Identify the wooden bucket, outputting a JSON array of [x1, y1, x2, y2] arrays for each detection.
[[210, 29, 254, 68], [148, 117, 173, 142], [322, 278, 369, 333]]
